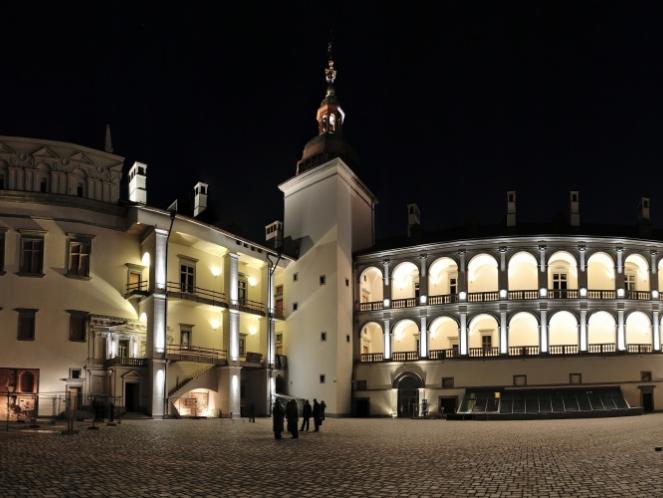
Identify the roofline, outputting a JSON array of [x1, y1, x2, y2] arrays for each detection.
[[0, 135, 125, 162]]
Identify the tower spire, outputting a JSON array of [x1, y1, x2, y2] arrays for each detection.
[[316, 40, 345, 135], [104, 124, 114, 154]]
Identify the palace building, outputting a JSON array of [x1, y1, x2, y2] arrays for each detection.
[[1, 48, 662, 420]]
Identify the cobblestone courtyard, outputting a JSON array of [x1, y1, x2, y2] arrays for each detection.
[[2, 414, 663, 497]]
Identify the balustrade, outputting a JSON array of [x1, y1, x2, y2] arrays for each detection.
[[549, 344, 579, 355]]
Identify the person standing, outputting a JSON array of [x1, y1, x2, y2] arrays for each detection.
[[285, 399, 299, 439], [248, 401, 256, 423], [313, 398, 322, 432], [320, 400, 326, 422], [272, 401, 284, 440], [300, 399, 312, 432]]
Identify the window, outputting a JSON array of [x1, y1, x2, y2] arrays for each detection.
[[40, 178, 48, 193], [239, 334, 247, 357], [355, 380, 367, 390], [67, 238, 91, 277], [293, 272, 298, 282], [70, 368, 82, 380], [68, 311, 87, 342], [449, 275, 458, 294], [481, 335, 492, 351], [569, 373, 582, 385], [180, 326, 192, 350], [0, 230, 5, 273], [320, 275, 326, 285], [275, 285, 284, 316], [345, 278, 349, 287], [16, 309, 36, 341], [513, 375, 527, 387], [319, 374, 326, 384], [19, 235, 44, 275], [346, 334, 350, 343], [76, 183, 84, 197], [238, 274, 248, 304], [118, 339, 130, 358], [128, 270, 142, 291], [442, 377, 454, 388], [321, 331, 327, 342], [180, 261, 195, 292], [0, 174, 4, 189], [276, 333, 283, 355], [641, 371, 652, 382], [625, 272, 636, 291], [552, 272, 567, 290], [293, 302, 298, 311]]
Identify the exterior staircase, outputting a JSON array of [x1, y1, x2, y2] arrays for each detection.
[[168, 365, 218, 401]]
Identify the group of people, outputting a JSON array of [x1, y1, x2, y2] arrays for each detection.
[[272, 398, 326, 440]]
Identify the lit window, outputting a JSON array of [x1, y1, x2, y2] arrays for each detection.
[[67, 238, 91, 277], [624, 272, 636, 292], [180, 261, 195, 293]]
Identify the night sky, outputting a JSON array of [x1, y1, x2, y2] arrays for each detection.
[[1, 3, 662, 243]]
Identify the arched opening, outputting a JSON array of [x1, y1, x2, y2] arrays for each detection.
[[358, 266, 383, 306], [391, 319, 419, 358], [508, 251, 538, 292], [391, 262, 419, 305], [428, 316, 459, 358], [396, 374, 422, 418], [587, 252, 615, 291], [587, 311, 616, 353], [625, 311, 652, 352], [467, 253, 498, 297], [468, 314, 499, 356], [548, 311, 578, 354], [624, 254, 649, 294], [508, 312, 539, 356], [19, 371, 35, 393], [547, 251, 578, 297], [428, 257, 459, 298], [359, 321, 384, 361]]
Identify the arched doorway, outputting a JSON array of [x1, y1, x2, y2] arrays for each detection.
[[396, 374, 422, 418]]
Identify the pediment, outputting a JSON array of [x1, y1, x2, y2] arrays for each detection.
[[0, 142, 15, 154], [69, 151, 94, 164], [121, 369, 143, 380], [32, 145, 59, 159]]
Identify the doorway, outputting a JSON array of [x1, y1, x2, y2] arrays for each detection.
[[354, 398, 370, 417], [642, 391, 654, 412], [439, 396, 458, 417], [397, 374, 422, 418], [125, 383, 139, 412]]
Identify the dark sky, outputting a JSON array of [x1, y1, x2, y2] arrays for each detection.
[[1, 3, 662, 243]]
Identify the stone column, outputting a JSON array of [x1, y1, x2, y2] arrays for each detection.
[[650, 251, 658, 293], [617, 308, 626, 351], [537, 245, 547, 293], [500, 309, 507, 354], [539, 309, 548, 353], [579, 309, 588, 352], [653, 310, 661, 352], [419, 315, 428, 358], [147, 228, 168, 418], [419, 254, 428, 305], [498, 247, 508, 298], [459, 310, 468, 356], [383, 318, 391, 360], [383, 260, 391, 308], [578, 245, 588, 291], [458, 250, 467, 297], [615, 248, 625, 293]]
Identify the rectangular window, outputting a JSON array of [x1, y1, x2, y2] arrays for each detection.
[[641, 371, 652, 382], [238, 275, 248, 304], [442, 377, 454, 388], [481, 335, 492, 350], [67, 238, 91, 277], [319, 374, 326, 384], [345, 278, 349, 287], [180, 261, 195, 293], [513, 375, 527, 387], [293, 272, 298, 282], [180, 326, 192, 350], [20, 236, 44, 275], [321, 331, 327, 342], [569, 373, 582, 385], [320, 275, 326, 285], [239, 334, 247, 357], [68, 311, 87, 342], [276, 333, 283, 355], [118, 339, 130, 358], [625, 273, 636, 292], [449, 276, 458, 295], [355, 380, 367, 390], [552, 273, 568, 290], [293, 302, 298, 311], [128, 270, 142, 291], [16, 309, 36, 341], [69, 368, 82, 380]]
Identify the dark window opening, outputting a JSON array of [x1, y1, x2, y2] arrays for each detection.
[[20, 237, 44, 274], [68, 312, 87, 342], [17, 309, 36, 341], [442, 377, 454, 388]]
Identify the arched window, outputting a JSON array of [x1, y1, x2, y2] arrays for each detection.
[[587, 252, 615, 291], [391, 262, 419, 302], [625, 311, 652, 352], [359, 322, 384, 357], [467, 254, 498, 294], [624, 254, 649, 293], [468, 314, 498, 356], [507, 251, 538, 291], [587, 311, 616, 352], [358, 267, 383, 305], [428, 257, 459, 297], [547, 251, 578, 295], [508, 312, 539, 355], [548, 311, 578, 354], [19, 371, 35, 393], [391, 319, 419, 356], [428, 317, 459, 355]]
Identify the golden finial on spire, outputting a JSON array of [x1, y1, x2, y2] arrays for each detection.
[[325, 41, 337, 85]]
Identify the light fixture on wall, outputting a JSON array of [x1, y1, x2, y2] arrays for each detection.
[[139, 312, 147, 324], [579, 288, 587, 297], [141, 252, 151, 267], [248, 324, 258, 335], [539, 288, 547, 298], [248, 276, 258, 287], [210, 318, 220, 330], [617, 288, 625, 298], [211, 266, 221, 277], [653, 290, 659, 299]]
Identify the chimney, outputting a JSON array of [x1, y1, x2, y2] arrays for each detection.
[[193, 182, 208, 217], [639, 197, 651, 222], [128, 161, 147, 204], [407, 203, 421, 237], [569, 191, 580, 227], [265, 220, 283, 250], [506, 190, 517, 227]]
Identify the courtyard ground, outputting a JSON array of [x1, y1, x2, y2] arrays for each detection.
[[2, 414, 663, 497]]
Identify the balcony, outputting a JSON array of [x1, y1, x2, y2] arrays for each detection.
[[467, 291, 499, 303], [549, 344, 579, 355], [507, 290, 539, 300], [429, 348, 458, 360], [391, 351, 419, 361], [627, 343, 653, 353], [588, 343, 616, 353], [428, 294, 458, 305], [508, 346, 540, 356], [124, 281, 149, 299], [360, 352, 384, 363], [167, 282, 227, 308], [104, 356, 148, 368], [360, 300, 384, 311], [391, 298, 417, 309], [468, 347, 500, 358], [586, 290, 616, 300], [166, 345, 228, 365], [548, 289, 578, 299], [238, 298, 266, 316], [626, 290, 651, 300]]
